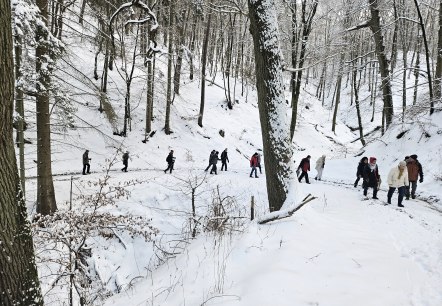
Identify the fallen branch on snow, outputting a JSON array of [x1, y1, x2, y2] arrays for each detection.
[[257, 194, 317, 224]]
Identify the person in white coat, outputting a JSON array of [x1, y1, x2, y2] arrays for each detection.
[[387, 161, 409, 207], [315, 155, 326, 181]]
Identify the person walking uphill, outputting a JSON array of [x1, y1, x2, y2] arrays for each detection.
[[164, 150, 175, 174], [250, 152, 259, 178], [363, 157, 380, 199], [82, 150, 91, 175], [298, 155, 311, 184], [210, 151, 220, 175], [220, 148, 229, 171], [315, 155, 326, 180], [121, 151, 129, 172], [387, 161, 409, 207], [205, 150, 216, 171], [405, 154, 424, 200], [354, 157, 368, 187]]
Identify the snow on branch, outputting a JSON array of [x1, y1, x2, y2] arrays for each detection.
[[109, 0, 159, 59], [346, 21, 370, 32], [257, 194, 317, 224]]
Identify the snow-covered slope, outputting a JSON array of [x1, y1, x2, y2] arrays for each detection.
[[19, 6, 442, 306]]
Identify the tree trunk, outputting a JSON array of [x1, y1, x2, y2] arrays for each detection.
[[289, 0, 318, 140], [36, 0, 57, 215], [332, 52, 345, 133], [368, 0, 394, 128], [0, 1, 43, 303], [79, 0, 87, 25], [165, 0, 174, 134], [198, 0, 212, 128], [248, 0, 293, 212], [434, 0, 442, 106], [14, 35, 26, 197], [173, 8, 187, 95], [413, 0, 434, 114]]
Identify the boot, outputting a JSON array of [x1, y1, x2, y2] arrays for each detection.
[[398, 204, 404, 207]]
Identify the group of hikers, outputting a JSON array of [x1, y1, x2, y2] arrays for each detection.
[[354, 155, 424, 207], [82, 149, 424, 207]]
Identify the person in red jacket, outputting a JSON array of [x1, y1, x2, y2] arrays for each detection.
[[250, 152, 259, 178], [298, 155, 311, 184]]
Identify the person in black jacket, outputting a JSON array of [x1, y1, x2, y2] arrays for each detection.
[[205, 150, 216, 171], [164, 150, 175, 174], [220, 148, 229, 171], [363, 157, 380, 199], [121, 151, 129, 172], [210, 151, 220, 175], [354, 156, 368, 187], [82, 150, 91, 175]]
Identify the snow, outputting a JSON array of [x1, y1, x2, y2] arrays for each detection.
[[13, 1, 442, 305]]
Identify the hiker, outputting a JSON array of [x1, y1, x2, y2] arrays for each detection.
[[387, 161, 409, 207], [405, 154, 424, 200], [298, 155, 311, 184], [220, 148, 229, 171], [315, 155, 326, 181], [354, 157, 368, 187], [205, 150, 216, 172], [250, 152, 259, 178], [121, 151, 129, 172], [210, 151, 220, 175], [164, 150, 175, 174], [82, 150, 91, 175], [362, 157, 380, 199], [257, 153, 262, 174]]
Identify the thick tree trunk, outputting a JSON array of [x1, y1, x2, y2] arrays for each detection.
[[36, 0, 57, 215], [0, 1, 43, 304], [248, 0, 293, 212]]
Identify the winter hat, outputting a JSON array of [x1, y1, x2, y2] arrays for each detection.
[[307, 155, 311, 158], [398, 161, 406, 167], [410, 154, 418, 159], [369, 157, 377, 163]]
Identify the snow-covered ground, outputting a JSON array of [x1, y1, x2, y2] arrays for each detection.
[[18, 6, 442, 306]]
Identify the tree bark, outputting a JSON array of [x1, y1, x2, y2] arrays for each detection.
[[368, 0, 394, 128], [248, 0, 293, 212], [434, 1, 442, 107], [198, 0, 213, 128], [165, 0, 174, 134], [0, 1, 43, 303], [36, 0, 57, 215]]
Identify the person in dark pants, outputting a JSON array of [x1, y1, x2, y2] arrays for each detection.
[[220, 148, 229, 171], [121, 151, 129, 172], [387, 161, 409, 207], [205, 150, 215, 171], [164, 150, 175, 174], [405, 154, 423, 200], [363, 157, 380, 199], [298, 155, 311, 184], [82, 150, 91, 175], [354, 157, 368, 187], [257, 153, 263, 174], [210, 151, 220, 175], [250, 152, 259, 178]]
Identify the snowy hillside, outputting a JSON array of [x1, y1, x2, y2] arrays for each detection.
[[16, 2, 442, 306]]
